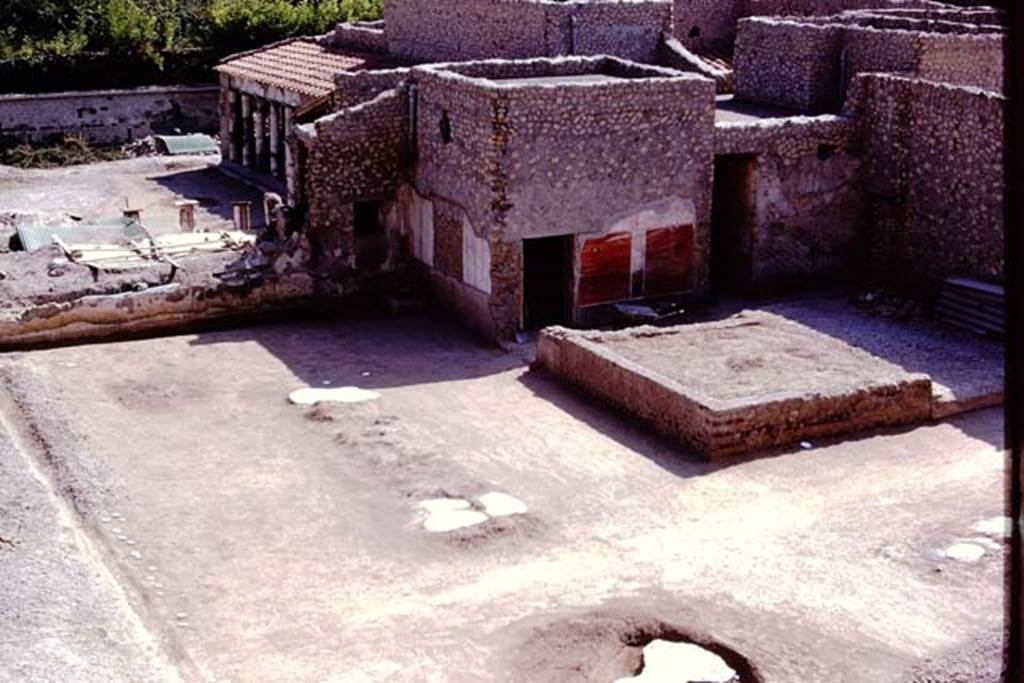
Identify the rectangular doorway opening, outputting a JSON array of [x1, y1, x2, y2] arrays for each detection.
[[711, 154, 756, 296], [354, 200, 387, 268], [523, 235, 573, 330]]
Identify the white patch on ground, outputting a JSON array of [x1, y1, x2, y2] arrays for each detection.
[[288, 387, 380, 405], [478, 492, 528, 517], [972, 516, 1011, 538], [615, 640, 737, 683], [942, 542, 986, 563], [419, 498, 488, 533], [968, 536, 1002, 551]]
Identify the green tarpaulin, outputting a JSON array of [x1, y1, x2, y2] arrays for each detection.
[[154, 134, 219, 156], [17, 217, 147, 252]]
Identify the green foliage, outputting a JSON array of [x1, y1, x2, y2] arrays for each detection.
[[208, 0, 352, 49], [0, 0, 383, 72], [106, 0, 164, 66], [2, 135, 128, 169]]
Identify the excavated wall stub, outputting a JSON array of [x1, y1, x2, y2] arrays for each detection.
[[535, 310, 933, 458]]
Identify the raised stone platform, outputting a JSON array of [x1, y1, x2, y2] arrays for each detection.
[[535, 311, 934, 458]]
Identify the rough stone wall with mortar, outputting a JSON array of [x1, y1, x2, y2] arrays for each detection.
[[848, 73, 1004, 289], [331, 68, 412, 110], [715, 115, 865, 292], [331, 23, 389, 53], [413, 57, 715, 338], [0, 85, 218, 146], [734, 19, 845, 112], [735, 17, 1003, 112], [673, 0, 949, 54], [384, 0, 670, 64], [915, 32, 1003, 92], [299, 87, 410, 269]]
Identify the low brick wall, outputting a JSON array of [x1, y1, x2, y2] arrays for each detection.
[[0, 84, 219, 147], [536, 313, 934, 458]]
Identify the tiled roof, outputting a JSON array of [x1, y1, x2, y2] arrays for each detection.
[[216, 38, 396, 98]]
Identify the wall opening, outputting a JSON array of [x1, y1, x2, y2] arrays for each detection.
[[439, 110, 453, 144], [711, 154, 757, 296], [523, 235, 573, 330], [354, 200, 387, 268]]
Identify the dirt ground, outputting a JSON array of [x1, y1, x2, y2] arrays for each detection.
[[0, 155, 265, 239], [0, 308, 1006, 682], [592, 312, 923, 405]]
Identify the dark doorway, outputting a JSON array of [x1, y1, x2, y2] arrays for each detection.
[[711, 154, 757, 295], [523, 235, 573, 329], [354, 200, 387, 268]]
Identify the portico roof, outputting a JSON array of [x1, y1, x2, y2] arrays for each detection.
[[216, 37, 398, 99]]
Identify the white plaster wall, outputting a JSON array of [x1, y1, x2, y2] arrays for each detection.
[[406, 190, 435, 267], [461, 218, 492, 294]]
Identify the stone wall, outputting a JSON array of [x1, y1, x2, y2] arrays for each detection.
[[384, 0, 670, 64], [848, 73, 1004, 290], [734, 19, 844, 112], [0, 85, 219, 147], [673, 0, 950, 54], [715, 115, 864, 292], [298, 87, 411, 270], [412, 57, 715, 338], [331, 22, 389, 53], [735, 16, 1003, 112], [332, 68, 412, 110], [915, 32, 1004, 92]]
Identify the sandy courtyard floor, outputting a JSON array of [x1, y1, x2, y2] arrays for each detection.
[[0, 155, 265, 238], [0, 311, 1006, 682]]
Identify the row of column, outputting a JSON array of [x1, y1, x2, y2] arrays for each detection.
[[224, 89, 292, 184]]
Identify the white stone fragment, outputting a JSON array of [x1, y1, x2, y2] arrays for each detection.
[[423, 509, 489, 533], [418, 498, 487, 532], [972, 516, 1012, 538], [615, 640, 737, 683], [800, 441, 813, 450], [418, 498, 471, 514], [943, 542, 986, 563], [288, 387, 380, 405], [478, 492, 527, 517]]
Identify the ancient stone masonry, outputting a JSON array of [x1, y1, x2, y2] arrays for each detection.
[[733, 11, 1003, 113], [536, 313, 935, 458], [0, 86, 218, 146], [407, 56, 715, 338], [715, 115, 864, 292], [296, 86, 411, 272], [847, 73, 1004, 290], [675, 0, 951, 56], [383, 0, 672, 64], [210, 0, 1005, 342]]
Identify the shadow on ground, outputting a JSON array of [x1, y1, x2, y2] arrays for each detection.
[[150, 165, 265, 226], [187, 305, 520, 390]]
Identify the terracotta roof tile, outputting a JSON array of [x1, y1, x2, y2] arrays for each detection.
[[216, 38, 397, 98]]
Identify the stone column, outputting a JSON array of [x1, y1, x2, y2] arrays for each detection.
[[232, 201, 252, 232], [219, 86, 233, 160], [253, 99, 266, 173], [176, 200, 199, 233], [240, 94, 253, 168], [284, 107, 297, 205], [228, 89, 241, 163], [268, 102, 280, 178]]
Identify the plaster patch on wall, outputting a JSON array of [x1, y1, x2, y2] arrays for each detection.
[[406, 189, 436, 267], [462, 217, 492, 294]]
